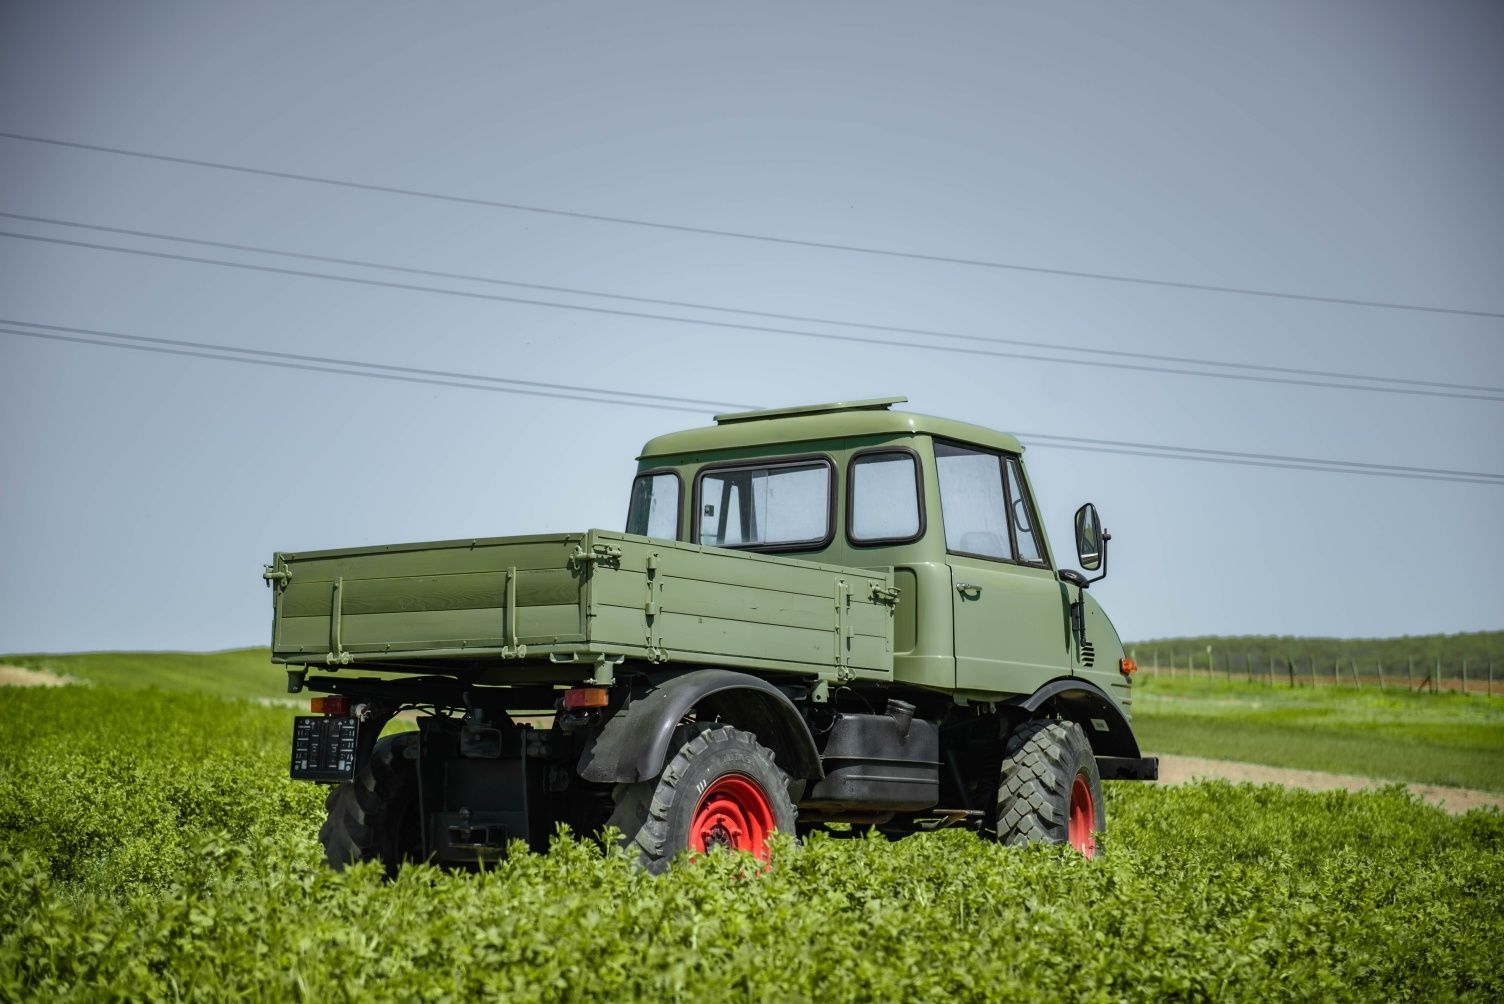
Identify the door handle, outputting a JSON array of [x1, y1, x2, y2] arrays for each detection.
[[955, 582, 982, 595]]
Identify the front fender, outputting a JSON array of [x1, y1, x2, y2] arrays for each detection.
[[1007, 676, 1145, 761], [576, 669, 824, 784]]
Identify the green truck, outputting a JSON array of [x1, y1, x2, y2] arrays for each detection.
[[266, 397, 1155, 873]]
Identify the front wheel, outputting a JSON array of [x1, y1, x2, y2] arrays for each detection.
[[607, 723, 796, 873], [994, 719, 1104, 857]]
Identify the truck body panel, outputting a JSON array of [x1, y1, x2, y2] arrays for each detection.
[[270, 529, 895, 681]]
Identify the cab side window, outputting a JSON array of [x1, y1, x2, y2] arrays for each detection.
[[626, 471, 681, 540], [849, 451, 921, 544], [935, 442, 1014, 560]]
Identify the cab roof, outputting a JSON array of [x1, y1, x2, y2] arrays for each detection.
[[638, 396, 1025, 459]]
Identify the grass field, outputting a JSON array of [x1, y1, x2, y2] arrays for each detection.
[[3, 685, 1501, 1001], [9, 646, 1504, 793], [1130, 672, 1504, 792]]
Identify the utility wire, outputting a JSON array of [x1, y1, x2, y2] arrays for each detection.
[[1014, 439, 1503, 484], [5, 319, 1501, 486], [2, 130, 1500, 320], [0, 317, 754, 410], [5, 228, 1502, 405], [1016, 430, 1504, 481], [4, 210, 1498, 400], [0, 326, 730, 415]]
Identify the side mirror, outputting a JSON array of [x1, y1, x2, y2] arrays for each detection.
[[1075, 503, 1103, 571]]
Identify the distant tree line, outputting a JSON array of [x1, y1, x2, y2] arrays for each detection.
[[1126, 631, 1503, 688]]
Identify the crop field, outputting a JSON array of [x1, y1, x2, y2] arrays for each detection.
[[1130, 673, 1504, 792], [3, 682, 1502, 1001]]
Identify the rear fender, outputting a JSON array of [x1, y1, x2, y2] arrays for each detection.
[[576, 669, 823, 784]]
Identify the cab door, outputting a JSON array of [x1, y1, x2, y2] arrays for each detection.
[[935, 443, 1072, 696]]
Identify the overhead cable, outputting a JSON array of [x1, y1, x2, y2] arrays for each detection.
[[5, 319, 1501, 486], [2, 130, 1500, 319], [4, 228, 1501, 405], [3, 211, 1498, 400]]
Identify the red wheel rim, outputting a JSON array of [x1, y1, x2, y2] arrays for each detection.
[[689, 774, 776, 861], [1068, 772, 1097, 858]]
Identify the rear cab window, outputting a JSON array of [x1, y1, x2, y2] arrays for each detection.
[[695, 458, 833, 551]]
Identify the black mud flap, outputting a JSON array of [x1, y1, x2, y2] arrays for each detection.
[[1097, 755, 1159, 781], [290, 716, 359, 781]]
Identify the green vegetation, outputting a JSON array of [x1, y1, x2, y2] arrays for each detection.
[[1131, 672, 1504, 792], [4, 686, 1503, 1001], [0, 647, 282, 700], [1128, 631, 1504, 686]]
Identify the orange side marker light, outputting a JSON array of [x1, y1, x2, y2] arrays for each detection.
[[562, 686, 610, 709]]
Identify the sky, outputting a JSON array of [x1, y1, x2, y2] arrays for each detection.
[[1, 1, 1501, 653]]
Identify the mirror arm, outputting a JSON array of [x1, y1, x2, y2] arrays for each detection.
[[1084, 530, 1111, 586]]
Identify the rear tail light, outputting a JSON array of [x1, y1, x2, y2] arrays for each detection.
[[310, 695, 351, 715], [562, 686, 610, 709], [1119, 658, 1138, 677]]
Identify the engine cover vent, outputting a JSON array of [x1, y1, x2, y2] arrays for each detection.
[[1080, 642, 1096, 667]]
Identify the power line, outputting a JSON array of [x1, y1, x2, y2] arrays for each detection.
[[1014, 439, 1503, 485], [3, 129, 1500, 320], [5, 210, 1498, 400], [0, 325, 733, 415], [5, 319, 1501, 486], [6, 228, 1502, 405], [0, 317, 753, 410], [1017, 430, 1504, 481]]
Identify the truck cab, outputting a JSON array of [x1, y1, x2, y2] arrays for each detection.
[[627, 396, 1131, 712]]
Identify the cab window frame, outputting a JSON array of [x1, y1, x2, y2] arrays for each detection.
[[1003, 455, 1050, 568], [933, 438, 1051, 569], [691, 453, 837, 553], [845, 446, 927, 547], [625, 468, 684, 541]]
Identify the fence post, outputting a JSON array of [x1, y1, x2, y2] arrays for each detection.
[[1463, 659, 1468, 695], [1435, 657, 1441, 695], [1378, 658, 1385, 690]]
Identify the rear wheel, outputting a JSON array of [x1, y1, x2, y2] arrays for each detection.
[[607, 723, 795, 873], [320, 731, 425, 877], [994, 719, 1104, 857]]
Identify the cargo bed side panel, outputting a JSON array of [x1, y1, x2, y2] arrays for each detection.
[[272, 535, 590, 660], [589, 532, 893, 678], [270, 530, 895, 680]]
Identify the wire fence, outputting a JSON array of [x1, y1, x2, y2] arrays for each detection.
[[1130, 649, 1501, 696]]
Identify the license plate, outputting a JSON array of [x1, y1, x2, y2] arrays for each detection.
[[290, 716, 359, 781]]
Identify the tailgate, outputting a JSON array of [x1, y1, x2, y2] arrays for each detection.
[[267, 533, 590, 664]]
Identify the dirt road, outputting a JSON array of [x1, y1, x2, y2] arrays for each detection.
[[1154, 753, 1504, 814], [0, 665, 72, 687]]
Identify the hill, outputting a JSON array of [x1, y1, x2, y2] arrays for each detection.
[[0, 648, 281, 701]]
